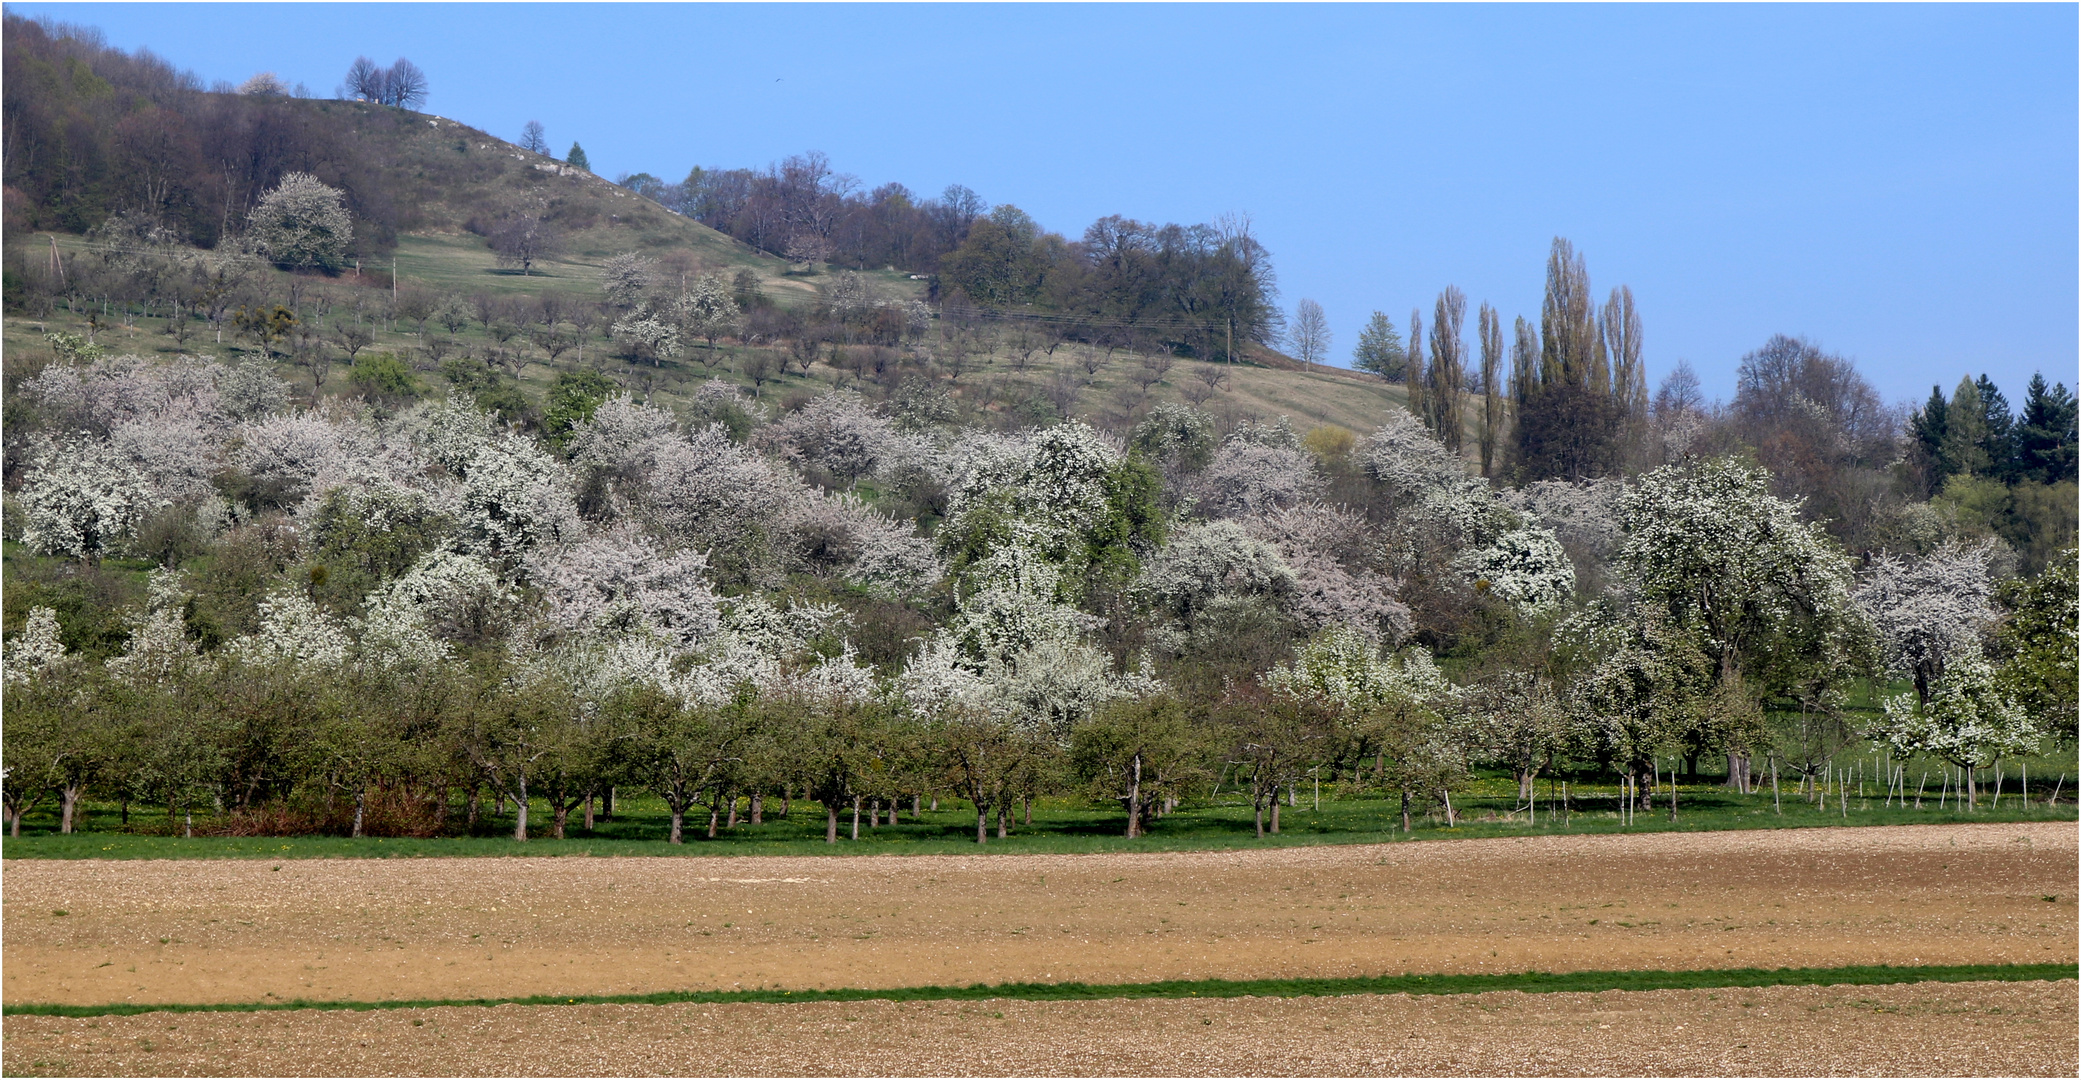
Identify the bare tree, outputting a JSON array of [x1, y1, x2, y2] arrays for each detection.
[[488, 212, 562, 276], [519, 120, 549, 155], [1046, 370, 1084, 417], [1289, 298, 1331, 369], [740, 351, 778, 393], [394, 286, 435, 338], [383, 59, 428, 110], [1135, 351, 1176, 390], [1078, 349, 1109, 379], [332, 319, 376, 363], [343, 56, 383, 101], [529, 323, 578, 364]]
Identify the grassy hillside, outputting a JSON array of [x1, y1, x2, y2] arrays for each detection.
[[5, 95, 1475, 446]]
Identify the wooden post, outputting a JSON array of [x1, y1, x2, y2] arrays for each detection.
[[1771, 757, 1781, 816]]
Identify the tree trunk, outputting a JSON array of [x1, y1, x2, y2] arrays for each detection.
[[1023, 796, 1031, 826], [8, 808, 19, 838], [552, 800, 569, 840], [826, 803, 839, 843], [913, 794, 921, 820], [583, 791, 595, 832], [60, 784, 81, 834], [1254, 799, 1265, 839], [1126, 754, 1142, 838], [707, 804, 720, 839], [751, 792, 763, 825], [1270, 795, 1281, 834], [352, 789, 366, 839], [976, 805, 988, 845], [1400, 788, 1412, 833], [851, 796, 861, 840], [1966, 768, 1977, 811], [670, 808, 684, 844], [727, 793, 739, 829], [996, 803, 1007, 839]]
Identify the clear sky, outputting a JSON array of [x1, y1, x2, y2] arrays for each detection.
[[16, 2, 2076, 406]]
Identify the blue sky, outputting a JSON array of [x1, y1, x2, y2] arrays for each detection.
[[17, 3, 2076, 405]]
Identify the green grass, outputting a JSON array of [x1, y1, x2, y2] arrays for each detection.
[[5, 963, 2069, 1019], [6, 776, 2072, 861]]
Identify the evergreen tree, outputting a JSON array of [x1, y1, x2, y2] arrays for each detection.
[[2015, 374, 2079, 485], [1907, 384, 1951, 495], [1974, 374, 2016, 481], [1351, 311, 1406, 382], [566, 142, 590, 171]]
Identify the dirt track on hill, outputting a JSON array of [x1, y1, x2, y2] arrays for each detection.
[[4, 823, 2073, 1007], [5, 981, 2074, 1077]]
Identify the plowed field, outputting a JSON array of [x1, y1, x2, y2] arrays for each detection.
[[5, 980, 2074, 1077], [6, 822, 2072, 1008]]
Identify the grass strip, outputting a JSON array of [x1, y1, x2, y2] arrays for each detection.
[[7, 963, 2072, 1019]]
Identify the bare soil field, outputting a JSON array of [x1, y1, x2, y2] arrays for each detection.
[[4, 823, 2072, 1008], [5, 980, 2074, 1077]]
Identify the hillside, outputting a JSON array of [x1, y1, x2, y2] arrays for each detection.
[[3, 91, 1443, 445]]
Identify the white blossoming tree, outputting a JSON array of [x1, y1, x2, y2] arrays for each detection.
[[1194, 440, 1325, 519], [246, 172, 353, 270], [1854, 540, 1997, 704], [1611, 457, 1860, 782], [1867, 647, 2037, 809], [529, 525, 721, 648], [457, 434, 583, 576], [19, 435, 158, 561], [1264, 625, 1464, 832]]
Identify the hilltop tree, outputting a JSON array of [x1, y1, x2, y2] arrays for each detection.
[[566, 142, 590, 172], [519, 120, 549, 155]]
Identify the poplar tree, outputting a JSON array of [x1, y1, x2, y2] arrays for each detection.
[[1477, 302, 1504, 477], [1427, 286, 1466, 452]]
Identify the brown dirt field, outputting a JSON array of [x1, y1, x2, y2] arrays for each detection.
[[4, 981, 2074, 1077], [4, 823, 2073, 1008]]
